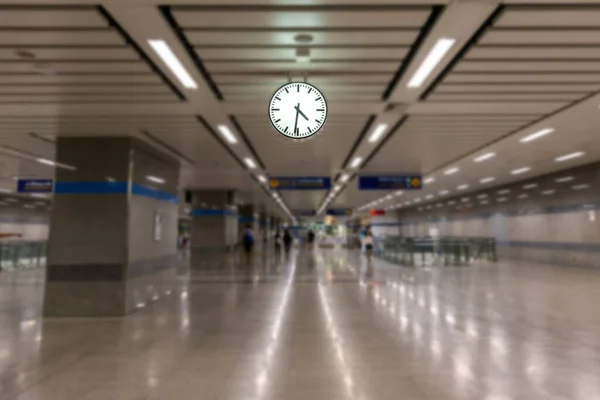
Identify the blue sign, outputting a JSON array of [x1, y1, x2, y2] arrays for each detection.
[[293, 209, 317, 216], [358, 175, 422, 190], [17, 179, 53, 193], [269, 176, 331, 190], [326, 209, 352, 216]]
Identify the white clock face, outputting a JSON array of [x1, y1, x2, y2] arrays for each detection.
[[269, 82, 327, 139]]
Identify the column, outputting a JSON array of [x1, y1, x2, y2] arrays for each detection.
[[189, 190, 239, 253], [44, 137, 180, 317]]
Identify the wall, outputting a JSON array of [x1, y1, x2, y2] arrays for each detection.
[[396, 161, 600, 268]]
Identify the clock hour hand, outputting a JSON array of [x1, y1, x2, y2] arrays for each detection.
[[293, 103, 300, 134], [294, 104, 309, 121]]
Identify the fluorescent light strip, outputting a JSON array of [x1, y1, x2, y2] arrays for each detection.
[[258, 175, 267, 183], [474, 152, 496, 163], [542, 190, 555, 195], [424, 177, 435, 184], [146, 175, 165, 184], [555, 176, 574, 183], [497, 189, 511, 195], [444, 167, 459, 175], [148, 40, 197, 89], [340, 174, 350, 183], [518, 194, 528, 199], [457, 184, 469, 190], [350, 156, 363, 168], [480, 177, 495, 184], [511, 167, 531, 175], [573, 184, 591, 190], [520, 128, 554, 143], [523, 183, 538, 190], [368, 123, 388, 143], [407, 38, 456, 88], [217, 125, 238, 144], [244, 157, 256, 169], [37, 158, 56, 167], [439, 190, 449, 196], [555, 151, 584, 163]]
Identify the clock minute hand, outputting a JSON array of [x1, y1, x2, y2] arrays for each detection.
[[293, 103, 300, 134], [294, 104, 309, 121]]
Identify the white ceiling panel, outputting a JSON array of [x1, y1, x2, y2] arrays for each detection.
[[205, 61, 398, 73], [0, 9, 108, 28], [0, 31, 124, 46], [436, 84, 598, 93], [494, 9, 600, 28], [0, 48, 139, 61], [455, 61, 600, 73], [213, 74, 393, 85], [445, 73, 600, 83], [0, 85, 170, 95], [480, 30, 600, 45], [427, 93, 580, 102], [467, 47, 600, 60], [186, 31, 419, 46], [0, 61, 151, 74], [0, 94, 177, 103], [0, 74, 163, 84], [196, 47, 409, 61], [174, 9, 430, 29]]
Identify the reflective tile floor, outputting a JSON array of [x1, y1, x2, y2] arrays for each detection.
[[1, 249, 600, 399]]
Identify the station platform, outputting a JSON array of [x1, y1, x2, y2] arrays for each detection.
[[1, 249, 598, 400]]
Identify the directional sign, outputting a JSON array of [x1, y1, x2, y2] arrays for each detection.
[[358, 175, 422, 190], [17, 179, 53, 193], [269, 176, 331, 190]]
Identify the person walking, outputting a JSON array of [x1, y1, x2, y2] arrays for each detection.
[[274, 229, 282, 256], [283, 229, 293, 256], [241, 224, 254, 266], [364, 229, 374, 276], [306, 229, 315, 250]]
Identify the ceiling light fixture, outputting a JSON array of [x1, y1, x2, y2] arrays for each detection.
[[555, 176, 574, 183], [37, 158, 56, 167], [480, 177, 495, 184], [258, 175, 267, 183], [518, 194, 528, 199], [340, 174, 350, 183], [439, 190, 449, 196], [572, 184, 591, 190], [457, 184, 469, 190], [217, 125, 238, 144], [497, 189, 511, 195], [477, 194, 488, 199], [395, 190, 403, 196], [520, 128, 554, 143], [425, 194, 434, 200], [444, 167, 459, 175], [368, 123, 389, 143], [474, 152, 496, 163], [350, 156, 363, 168], [424, 177, 435, 184], [542, 189, 555, 195], [511, 167, 531, 175], [555, 151, 584, 163], [244, 157, 257, 169], [407, 37, 456, 88], [146, 175, 165, 184], [148, 40, 197, 89], [295, 47, 310, 63], [523, 183, 538, 190]]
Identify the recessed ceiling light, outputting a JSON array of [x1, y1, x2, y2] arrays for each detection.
[[497, 198, 507, 202], [37, 158, 56, 167], [497, 189, 511, 195], [555, 176, 574, 183], [457, 184, 469, 190], [461, 197, 470, 203], [258, 175, 267, 183], [244, 157, 257, 169], [436, 203, 443, 208], [573, 184, 591, 190], [511, 167, 531, 175], [146, 175, 165, 184], [368, 123, 388, 143], [148, 40, 197, 89], [217, 124, 237, 144], [448, 200, 456, 205], [480, 177, 495, 184], [439, 190, 449, 196], [414, 198, 422, 203], [350, 156, 362, 168], [424, 177, 435, 184], [395, 190, 403, 196], [518, 194, 528, 199], [542, 189, 555, 195], [407, 37, 456, 88], [444, 167, 459, 175], [480, 200, 489, 205], [474, 152, 496, 163], [555, 151, 584, 163], [340, 174, 350, 183], [294, 34, 314, 43], [523, 183, 538, 190], [385, 194, 393, 200], [425, 194, 434, 200], [520, 128, 554, 143], [477, 194, 488, 199]]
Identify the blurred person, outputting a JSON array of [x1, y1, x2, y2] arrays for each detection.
[[274, 229, 282, 255], [364, 229, 374, 275], [241, 224, 254, 266], [283, 229, 293, 256], [306, 229, 316, 250]]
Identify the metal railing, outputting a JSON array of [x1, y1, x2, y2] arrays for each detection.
[[0, 241, 47, 271], [374, 236, 496, 267]]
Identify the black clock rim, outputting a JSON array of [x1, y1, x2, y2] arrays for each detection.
[[267, 81, 328, 141]]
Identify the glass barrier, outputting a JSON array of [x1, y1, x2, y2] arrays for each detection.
[[373, 236, 496, 267], [0, 241, 47, 271]]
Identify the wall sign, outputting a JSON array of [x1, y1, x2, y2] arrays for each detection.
[[358, 175, 422, 190], [269, 82, 327, 139], [269, 176, 331, 190], [17, 179, 53, 193]]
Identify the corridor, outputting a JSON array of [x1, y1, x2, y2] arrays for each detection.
[[1, 250, 599, 400]]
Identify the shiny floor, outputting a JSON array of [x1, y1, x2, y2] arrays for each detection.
[[1, 249, 600, 400]]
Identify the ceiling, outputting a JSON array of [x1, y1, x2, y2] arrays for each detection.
[[1, 0, 600, 220]]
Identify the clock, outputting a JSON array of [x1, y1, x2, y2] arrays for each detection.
[[268, 82, 327, 139]]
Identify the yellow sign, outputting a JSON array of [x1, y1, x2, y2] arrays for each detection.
[[410, 177, 421, 188], [269, 178, 279, 188]]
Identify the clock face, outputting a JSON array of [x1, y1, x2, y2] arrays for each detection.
[[269, 82, 327, 139]]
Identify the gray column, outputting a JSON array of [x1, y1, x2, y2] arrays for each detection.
[[189, 190, 239, 253], [44, 137, 180, 317]]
